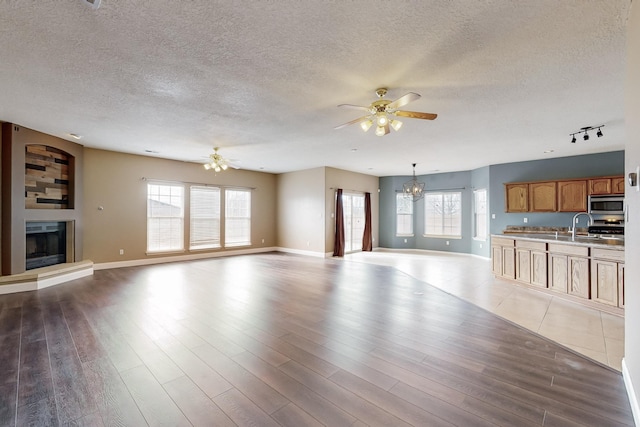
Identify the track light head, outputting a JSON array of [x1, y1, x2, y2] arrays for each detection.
[[583, 132, 589, 141], [571, 135, 576, 143], [597, 128, 603, 138]]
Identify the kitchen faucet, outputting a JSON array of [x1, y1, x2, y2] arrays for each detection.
[[570, 212, 594, 240]]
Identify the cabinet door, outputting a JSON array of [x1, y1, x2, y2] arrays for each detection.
[[529, 182, 557, 212], [505, 184, 528, 212], [502, 247, 516, 279], [491, 245, 503, 276], [557, 180, 587, 212], [612, 176, 625, 194], [548, 253, 568, 293], [568, 256, 590, 298], [515, 248, 531, 283], [591, 259, 618, 306], [589, 178, 612, 195], [618, 263, 625, 308], [530, 251, 547, 288]]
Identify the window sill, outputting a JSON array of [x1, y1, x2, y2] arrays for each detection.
[[422, 235, 462, 239]]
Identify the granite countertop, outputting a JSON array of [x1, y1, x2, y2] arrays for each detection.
[[492, 233, 624, 249]]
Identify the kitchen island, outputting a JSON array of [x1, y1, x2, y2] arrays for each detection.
[[491, 233, 624, 313]]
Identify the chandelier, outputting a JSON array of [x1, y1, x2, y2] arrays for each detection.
[[203, 147, 228, 172], [403, 163, 425, 202]]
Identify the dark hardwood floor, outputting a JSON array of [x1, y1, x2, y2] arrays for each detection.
[[0, 252, 634, 426]]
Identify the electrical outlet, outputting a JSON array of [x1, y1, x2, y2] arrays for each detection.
[[479, 243, 483, 249], [261, 238, 265, 244], [119, 249, 124, 255], [404, 238, 407, 243], [446, 241, 450, 245], [491, 213, 496, 219], [523, 217, 528, 223]]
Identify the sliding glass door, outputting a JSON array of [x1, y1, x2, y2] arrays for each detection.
[[342, 193, 365, 253]]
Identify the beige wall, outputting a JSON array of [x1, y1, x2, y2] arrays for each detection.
[[276, 167, 326, 253], [275, 167, 380, 256], [324, 167, 379, 254], [83, 148, 277, 263], [625, 1, 640, 420]]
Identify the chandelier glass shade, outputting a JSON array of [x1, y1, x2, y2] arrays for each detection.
[[403, 163, 425, 202], [203, 148, 228, 172]]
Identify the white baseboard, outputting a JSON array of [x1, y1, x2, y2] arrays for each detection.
[[0, 261, 94, 295], [94, 247, 278, 270], [623, 358, 640, 426], [273, 247, 328, 258]]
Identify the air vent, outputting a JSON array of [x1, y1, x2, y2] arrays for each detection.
[[82, 0, 101, 9]]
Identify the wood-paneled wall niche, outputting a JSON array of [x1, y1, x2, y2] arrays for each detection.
[[25, 145, 71, 209]]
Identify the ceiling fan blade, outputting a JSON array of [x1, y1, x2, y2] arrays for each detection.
[[334, 116, 371, 130], [383, 123, 390, 135], [394, 110, 438, 120], [337, 103, 371, 111], [387, 92, 421, 110]]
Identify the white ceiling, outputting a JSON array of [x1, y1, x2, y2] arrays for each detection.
[[0, 1, 631, 177]]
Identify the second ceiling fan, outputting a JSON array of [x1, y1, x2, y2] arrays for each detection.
[[335, 88, 437, 136]]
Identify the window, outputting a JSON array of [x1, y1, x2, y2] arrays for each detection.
[[147, 183, 184, 252], [473, 189, 487, 240], [190, 186, 221, 250], [342, 193, 365, 252], [396, 193, 413, 236], [225, 189, 251, 247], [424, 192, 462, 237]]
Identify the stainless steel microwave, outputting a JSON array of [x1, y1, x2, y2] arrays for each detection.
[[588, 195, 625, 215]]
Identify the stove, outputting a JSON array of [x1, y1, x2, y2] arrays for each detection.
[[588, 219, 625, 236]]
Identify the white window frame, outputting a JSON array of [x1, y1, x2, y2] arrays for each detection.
[[225, 189, 251, 247], [190, 186, 221, 250], [147, 182, 185, 253], [396, 193, 414, 236], [473, 189, 488, 241], [423, 191, 462, 238]]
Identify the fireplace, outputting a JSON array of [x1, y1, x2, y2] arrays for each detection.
[[25, 221, 67, 270]]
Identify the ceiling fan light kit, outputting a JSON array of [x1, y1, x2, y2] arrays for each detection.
[[335, 88, 437, 136], [204, 147, 229, 172], [570, 124, 604, 143]]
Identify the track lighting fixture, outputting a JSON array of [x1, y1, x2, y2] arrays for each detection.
[[569, 125, 604, 143]]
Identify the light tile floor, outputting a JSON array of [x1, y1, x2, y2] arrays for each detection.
[[345, 249, 625, 371]]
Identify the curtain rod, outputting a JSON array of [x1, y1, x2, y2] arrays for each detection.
[[329, 187, 373, 193], [395, 186, 466, 193], [141, 177, 256, 190]]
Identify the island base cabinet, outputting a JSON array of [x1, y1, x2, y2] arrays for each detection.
[[548, 253, 568, 293], [568, 257, 590, 299], [547, 243, 590, 299], [619, 263, 625, 308], [591, 260, 618, 306], [515, 241, 547, 287], [491, 237, 515, 279]]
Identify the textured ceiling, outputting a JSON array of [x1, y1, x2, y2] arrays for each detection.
[[0, 1, 631, 176]]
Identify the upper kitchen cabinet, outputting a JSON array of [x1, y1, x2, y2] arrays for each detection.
[[505, 183, 528, 212], [505, 175, 624, 213], [588, 176, 625, 195], [557, 180, 587, 212], [612, 176, 625, 194], [529, 181, 557, 212]]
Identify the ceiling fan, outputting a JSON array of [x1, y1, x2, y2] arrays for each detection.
[[203, 147, 238, 171], [335, 88, 437, 136]]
